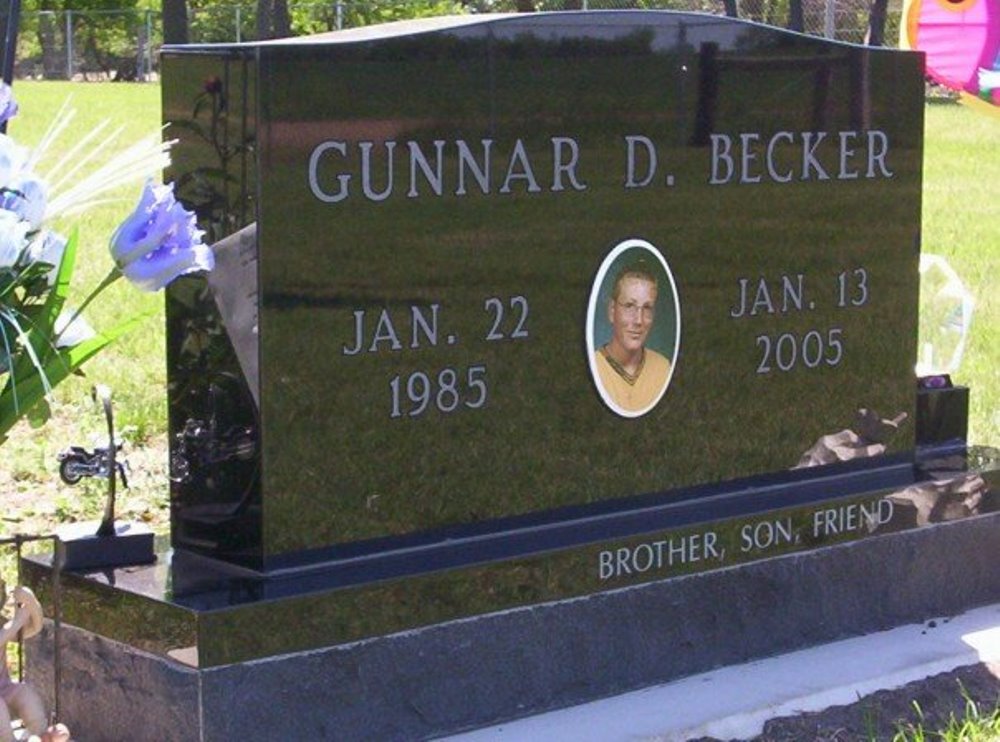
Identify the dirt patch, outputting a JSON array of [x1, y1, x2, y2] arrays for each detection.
[[694, 663, 1000, 742], [0, 402, 170, 544]]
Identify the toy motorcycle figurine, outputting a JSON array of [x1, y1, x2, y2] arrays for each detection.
[[55, 385, 128, 537], [57, 443, 127, 487]]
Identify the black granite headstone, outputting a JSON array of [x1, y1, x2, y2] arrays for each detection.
[[161, 12, 924, 571]]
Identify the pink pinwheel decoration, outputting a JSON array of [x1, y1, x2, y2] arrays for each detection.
[[901, 0, 1000, 111]]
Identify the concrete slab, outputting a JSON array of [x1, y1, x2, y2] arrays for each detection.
[[445, 603, 1000, 742]]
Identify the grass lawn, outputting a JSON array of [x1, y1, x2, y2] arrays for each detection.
[[920, 102, 1000, 447]]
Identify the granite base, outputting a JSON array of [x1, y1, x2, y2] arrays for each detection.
[[24, 512, 1000, 741]]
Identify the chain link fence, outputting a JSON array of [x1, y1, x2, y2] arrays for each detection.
[[16, 8, 158, 80], [14, 0, 903, 81]]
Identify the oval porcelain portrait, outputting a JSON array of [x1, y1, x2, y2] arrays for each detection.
[[586, 238, 681, 418]]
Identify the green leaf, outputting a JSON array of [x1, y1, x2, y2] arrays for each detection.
[[2, 228, 83, 385], [0, 309, 154, 441], [38, 227, 79, 354]]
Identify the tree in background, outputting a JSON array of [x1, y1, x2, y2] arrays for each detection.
[[21, 0, 158, 78], [256, 0, 290, 40], [289, 0, 464, 34], [162, 0, 187, 43], [865, 0, 888, 45], [33, 0, 60, 77], [788, 0, 803, 30]]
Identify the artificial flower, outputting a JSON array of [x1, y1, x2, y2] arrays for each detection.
[[53, 308, 95, 348], [0, 132, 29, 186], [0, 209, 29, 269], [0, 81, 210, 443], [21, 230, 67, 278], [117, 241, 215, 292], [110, 181, 212, 292], [1, 175, 48, 229], [0, 83, 18, 126], [0, 136, 45, 230], [110, 182, 188, 266]]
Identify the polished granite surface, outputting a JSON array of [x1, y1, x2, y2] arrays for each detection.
[[161, 12, 925, 569], [24, 445, 1000, 666]]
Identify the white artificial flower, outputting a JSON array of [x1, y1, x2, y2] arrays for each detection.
[[0, 132, 29, 187], [21, 230, 66, 284], [10, 175, 47, 229], [0, 132, 48, 229], [0, 209, 29, 269], [53, 308, 95, 348]]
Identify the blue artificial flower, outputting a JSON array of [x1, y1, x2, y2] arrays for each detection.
[[110, 181, 213, 292], [0, 83, 18, 127], [109, 182, 182, 265]]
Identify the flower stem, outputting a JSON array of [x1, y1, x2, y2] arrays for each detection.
[[54, 267, 122, 345]]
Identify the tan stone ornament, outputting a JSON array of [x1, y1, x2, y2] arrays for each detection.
[[0, 582, 70, 742]]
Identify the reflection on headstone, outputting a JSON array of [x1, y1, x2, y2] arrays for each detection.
[[206, 223, 259, 408], [917, 254, 974, 377], [888, 473, 986, 525], [794, 409, 907, 468]]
